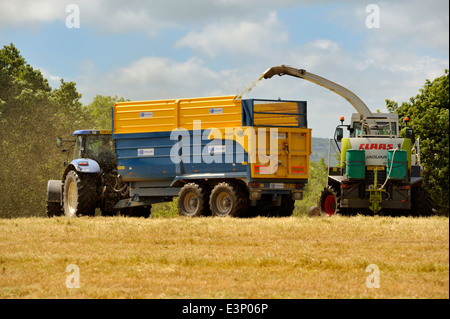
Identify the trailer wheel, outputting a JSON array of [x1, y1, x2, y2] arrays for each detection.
[[209, 182, 248, 217], [411, 187, 434, 217], [268, 196, 295, 217], [178, 183, 209, 217], [319, 187, 339, 217], [63, 171, 97, 217]]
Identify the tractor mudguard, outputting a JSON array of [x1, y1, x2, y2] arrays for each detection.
[[70, 159, 102, 173], [47, 180, 62, 202]]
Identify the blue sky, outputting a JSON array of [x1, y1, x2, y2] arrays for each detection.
[[0, 0, 448, 137]]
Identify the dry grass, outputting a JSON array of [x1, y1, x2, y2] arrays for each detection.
[[0, 215, 448, 299]]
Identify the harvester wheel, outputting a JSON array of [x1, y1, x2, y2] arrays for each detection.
[[319, 186, 339, 217], [411, 187, 434, 217], [63, 171, 97, 217], [209, 182, 248, 217], [178, 183, 209, 217]]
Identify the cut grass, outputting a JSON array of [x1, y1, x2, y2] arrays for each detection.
[[0, 216, 448, 299]]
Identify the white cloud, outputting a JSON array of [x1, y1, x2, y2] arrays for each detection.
[[346, 0, 449, 54], [0, 0, 66, 27], [174, 11, 289, 58], [77, 56, 231, 103]]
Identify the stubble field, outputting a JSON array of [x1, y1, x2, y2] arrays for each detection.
[[0, 215, 448, 299]]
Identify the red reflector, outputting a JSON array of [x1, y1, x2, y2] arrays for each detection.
[[291, 166, 305, 174], [252, 183, 260, 188], [399, 185, 410, 190], [341, 184, 352, 189], [296, 183, 302, 189], [78, 161, 89, 166]]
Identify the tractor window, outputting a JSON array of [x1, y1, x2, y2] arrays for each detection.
[[73, 136, 83, 160], [84, 135, 116, 165]]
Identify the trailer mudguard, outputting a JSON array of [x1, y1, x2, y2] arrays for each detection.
[[70, 159, 101, 173]]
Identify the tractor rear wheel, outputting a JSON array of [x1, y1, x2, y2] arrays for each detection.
[[63, 171, 97, 217], [47, 202, 62, 217]]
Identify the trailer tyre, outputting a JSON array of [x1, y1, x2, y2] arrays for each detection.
[[63, 170, 97, 217], [268, 196, 295, 217], [178, 183, 209, 217], [209, 182, 248, 217]]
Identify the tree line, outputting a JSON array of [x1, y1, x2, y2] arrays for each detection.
[[0, 43, 448, 217]]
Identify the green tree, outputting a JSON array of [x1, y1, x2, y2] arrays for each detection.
[[386, 70, 449, 215], [85, 95, 128, 130], [295, 157, 328, 215], [0, 43, 92, 217]]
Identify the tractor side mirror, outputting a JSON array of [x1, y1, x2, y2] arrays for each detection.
[[405, 128, 415, 141], [335, 127, 344, 142], [56, 137, 62, 147]]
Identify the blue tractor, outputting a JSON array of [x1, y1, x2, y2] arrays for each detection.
[[46, 130, 151, 218]]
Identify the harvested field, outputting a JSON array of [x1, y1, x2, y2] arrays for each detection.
[[0, 216, 448, 299]]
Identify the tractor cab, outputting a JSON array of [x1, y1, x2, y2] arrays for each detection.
[[58, 130, 116, 172]]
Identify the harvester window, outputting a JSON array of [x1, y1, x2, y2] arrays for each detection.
[[352, 121, 396, 137]]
